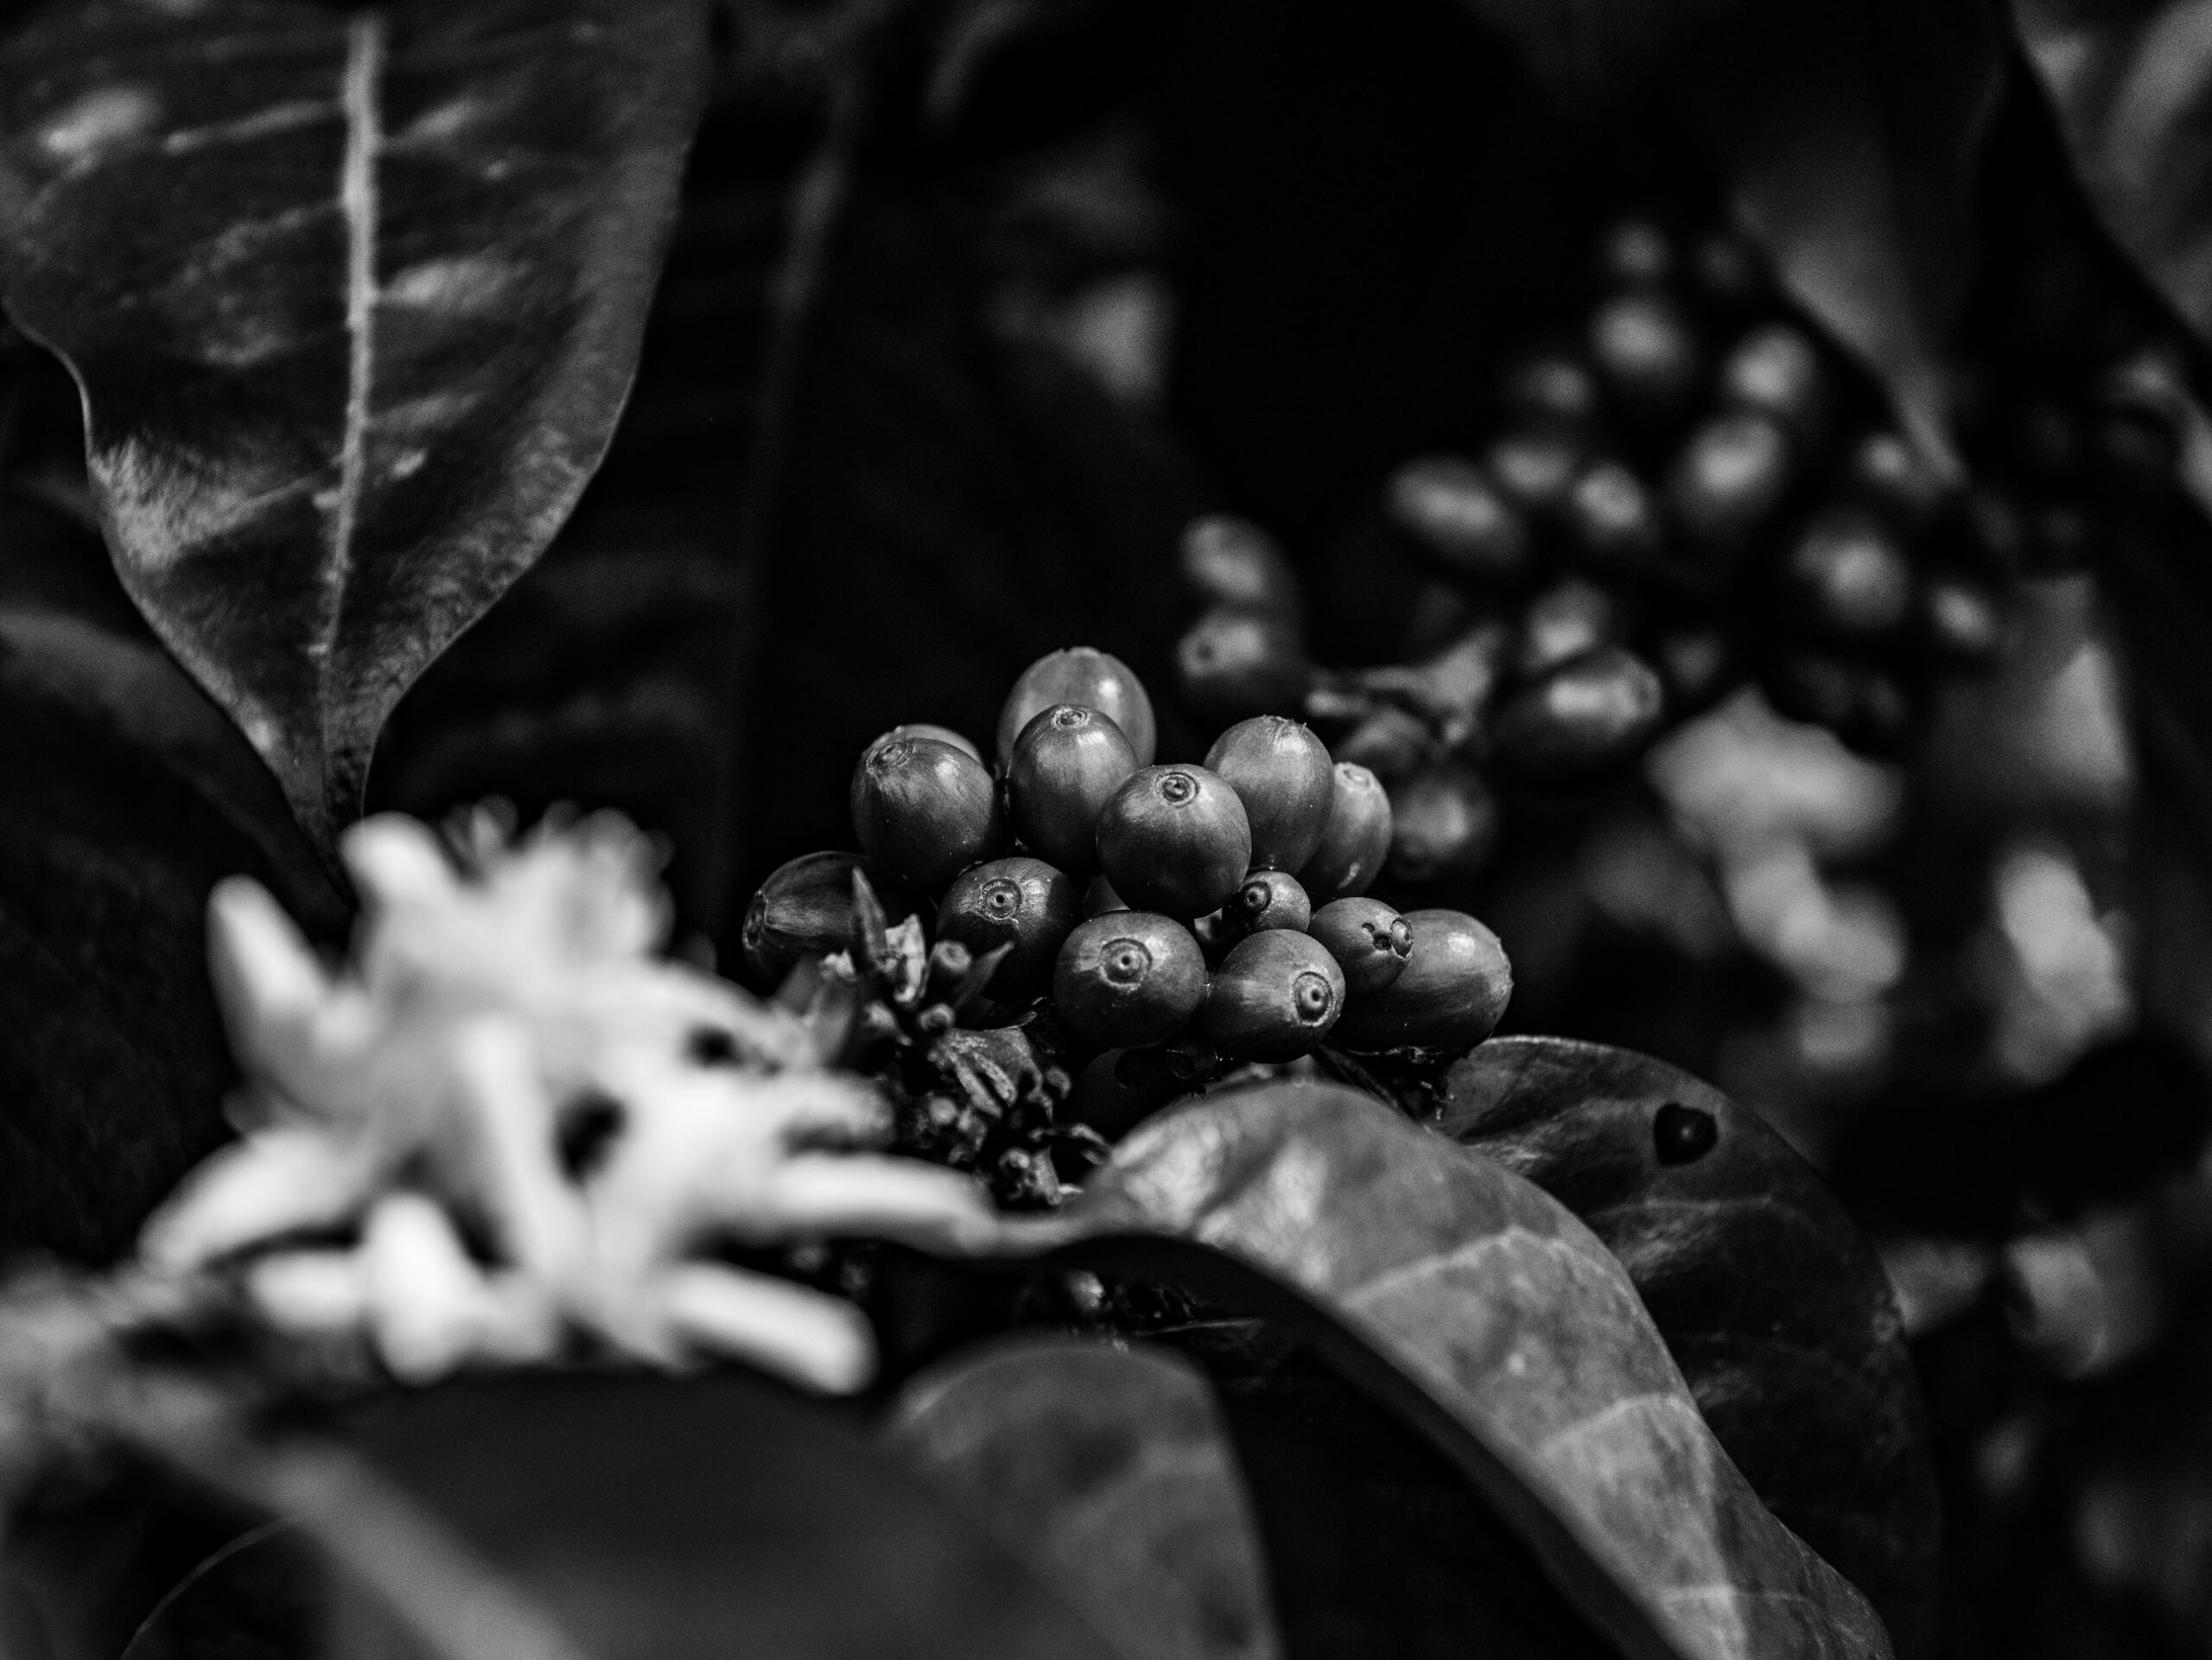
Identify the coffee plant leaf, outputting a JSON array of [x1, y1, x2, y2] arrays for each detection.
[[118, 1524, 321, 1660], [1434, 1036, 1940, 1660], [0, 0, 708, 850], [0, 497, 346, 1264], [885, 1335, 1282, 1660], [1007, 1078, 1897, 1660]]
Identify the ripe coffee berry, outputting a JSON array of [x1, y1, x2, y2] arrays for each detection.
[[997, 647, 1157, 770], [1177, 607, 1312, 726], [1205, 716, 1336, 872], [1589, 292, 1703, 422], [1309, 896, 1414, 994], [1054, 912, 1210, 1048], [1567, 460, 1664, 572], [1300, 762, 1395, 899], [1515, 579, 1620, 680], [1783, 511, 1913, 639], [741, 851, 915, 989], [1386, 457, 1532, 584], [1007, 704, 1138, 875], [1231, 868, 1312, 935], [1720, 323, 1827, 450], [1096, 765, 1253, 919], [1491, 646, 1667, 788], [1203, 930, 1346, 1061], [1669, 410, 1792, 560], [849, 735, 1005, 894], [938, 856, 1084, 1002], [1331, 909, 1511, 1053], [1181, 514, 1303, 624], [1387, 763, 1500, 886], [1487, 429, 1585, 517]]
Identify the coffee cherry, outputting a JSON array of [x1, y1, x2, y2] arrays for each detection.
[[1232, 868, 1312, 935], [938, 856, 1084, 1001], [1007, 704, 1139, 875], [1515, 578, 1621, 680], [869, 722, 983, 765], [1922, 574, 2005, 665], [1655, 629, 1735, 713], [1599, 217, 1674, 289], [1499, 353, 1602, 429], [1387, 763, 1500, 886], [1205, 715, 1336, 871], [1054, 912, 1210, 1048], [1589, 293, 1703, 421], [1782, 509, 1913, 639], [1385, 457, 1532, 584], [1487, 429, 1585, 517], [1719, 323, 1827, 451], [1202, 930, 1346, 1061], [1848, 432, 1945, 528], [1308, 896, 1414, 994], [1085, 874, 1130, 916], [1330, 908, 1512, 1053], [741, 851, 918, 988], [997, 647, 1157, 770], [1669, 411, 1792, 559], [1301, 761, 1395, 899], [1567, 459, 1664, 573], [850, 736, 1005, 894], [1491, 646, 1666, 788], [1096, 765, 1253, 919], [1177, 607, 1313, 726], [1181, 514, 1303, 624], [1329, 704, 1433, 781]]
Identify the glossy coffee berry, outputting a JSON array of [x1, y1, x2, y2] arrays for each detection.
[[1300, 762, 1395, 899], [1308, 896, 1414, 994], [1783, 510, 1913, 639], [1096, 765, 1253, 919], [996, 646, 1157, 770], [1202, 930, 1346, 1062], [1205, 716, 1336, 872], [741, 850, 918, 989], [1491, 646, 1666, 788], [1515, 579, 1620, 680], [1231, 868, 1312, 936], [1669, 411, 1791, 559], [1330, 908, 1512, 1053], [1499, 353, 1602, 429], [938, 856, 1084, 1002], [1588, 292, 1703, 421], [868, 722, 982, 765], [1177, 607, 1313, 726], [1567, 460, 1664, 572], [1719, 323, 1827, 450], [849, 736, 1005, 894], [1054, 912, 1210, 1048], [1487, 429, 1585, 518], [1007, 703, 1139, 875], [1385, 456, 1532, 584]]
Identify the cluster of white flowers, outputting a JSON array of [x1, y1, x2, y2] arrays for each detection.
[[140, 811, 995, 1393]]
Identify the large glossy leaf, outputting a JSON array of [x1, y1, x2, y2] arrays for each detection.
[[1008, 1079, 1895, 1660], [885, 1335, 1282, 1660], [0, 0, 709, 847], [1433, 1036, 1939, 1659]]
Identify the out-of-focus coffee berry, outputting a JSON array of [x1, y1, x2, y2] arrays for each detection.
[[1180, 514, 1303, 624], [1329, 704, 1433, 782], [1302, 761, 1395, 899], [849, 735, 1005, 894], [1491, 646, 1666, 788], [1232, 868, 1312, 935], [1202, 930, 1346, 1061], [1096, 765, 1253, 919], [741, 851, 918, 988], [1499, 353, 1602, 429], [1308, 896, 1414, 994], [869, 722, 983, 765], [1589, 293, 1703, 421], [1488, 429, 1586, 518], [1331, 908, 1512, 1053], [1783, 510, 1913, 639], [1599, 217, 1674, 289], [1849, 432, 1946, 527], [1177, 607, 1313, 726], [1054, 912, 1210, 1048], [1719, 324, 1827, 450], [1385, 457, 1532, 585], [1387, 763, 1500, 887], [1690, 232, 1764, 310], [1007, 704, 1138, 875], [1567, 459, 1664, 572], [1516, 578, 1621, 680], [1205, 715, 1336, 872], [1922, 575, 2005, 665], [938, 856, 1084, 1001], [1669, 411, 1792, 559], [997, 647, 1157, 770], [1656, 629, 1735, 712]]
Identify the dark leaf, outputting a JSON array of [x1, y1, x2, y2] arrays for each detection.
[[1433, 1036, 1939, 1660], [119, 1523, 319, 1660], [885, 1333, 1282, 1660], [1008, 1079, 1896, 1660], [0, 0, 709, 847]]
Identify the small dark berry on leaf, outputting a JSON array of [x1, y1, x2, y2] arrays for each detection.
[[1331, 909, 1511, 1053], [1387, 763, 1500, 887], [1515, 579, 1621, 680], [1203, 930, 1346, 1062], [1653, 1101, 1719, 1164], [742, 851, 918, 988], [1233, 868, 1312, 935], [1589, 293, 1703, 420], [1301, 761, 1395, 899], [1669, 411, 1792, 559], [1205, 715, 1337, 871], [1181, 514, 1304, 623], [1008, 703, 1138, 875], [1487, 429, 1586, 517], [1054, 912, 1210, 1048], [1567, 460, 1664, 571], [1719, 323, 1827, 450], [1499, 353, 1602, 429], [1177, 607, 1313, 726], [1096, 765, 1253, 919], [997, 647, 1157, 770], [1385, 457, 1532, 584], [1491, 647, 1666, 788], [1783, 510, 1913, 638], [938, 856, 1084, 1001], [1309, 896, 1414, 994], [850, 736, 1006, 894]]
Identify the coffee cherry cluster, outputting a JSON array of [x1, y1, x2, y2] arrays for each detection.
[[744, 646, 1514, 1116], [1174, 213, 2025, 891]]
